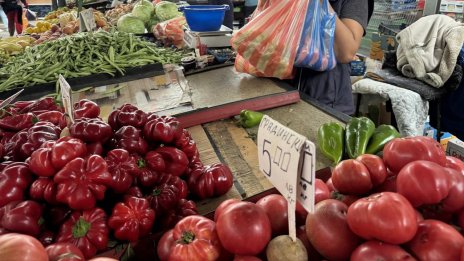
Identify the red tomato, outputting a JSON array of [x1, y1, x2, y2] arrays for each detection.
[[331, 191, 359, 207], [383, 136, 446, 174], [441, 167, 464, 212], [157, 229, 175, 261], [326, 177, 335, 192], [233, 255, 262, 261], [374, 174, 397, 193], [169, 216, 221, 261], [256, 194, 288, 236], [217, 202, 272, 255], [446, 156, 464, 175], [347, 192, 418, 244], [332, 159, 372, 195], [351, 241, 416, 261], [297, 226, 324, 261], [0, 233, 48, 261], [315, 178, 330, 203], [46, 243, 85, 261], [407, 220, 464, 261], [214, 198, 240, 222], [305, 199, 361, 261], [397, 161, 451, 207], [356, 154, 387, 186]]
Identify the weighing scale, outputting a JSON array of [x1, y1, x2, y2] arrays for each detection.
[[183, 25, 233, 48]]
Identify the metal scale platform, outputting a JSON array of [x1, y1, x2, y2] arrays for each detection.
[[183, 25, 233, 48]]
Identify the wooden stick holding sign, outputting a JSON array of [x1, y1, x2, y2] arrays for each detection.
[[257, 115, 316, 242]]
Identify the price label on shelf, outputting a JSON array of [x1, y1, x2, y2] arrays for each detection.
[[79, 9, 96, 32], [257, 115, 309, 241], [58, 75, 74, 125]]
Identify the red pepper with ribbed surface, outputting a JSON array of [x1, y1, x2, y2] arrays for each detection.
[[105, 149, 139, 194], [73, 99, 100, 119], [110, 126, 148, 155], [0, 200, 43, 236], [0, 162, 33, 207], [108, 104, 148, 130], [188, 163, 234, 200], [69, 118, 113, 143], [108, 196, 155, 242], [55, 208, 109, 259]]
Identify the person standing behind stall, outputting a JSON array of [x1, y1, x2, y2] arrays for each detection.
[[1, 0, 28, 36], [296, 0, 374, 115]]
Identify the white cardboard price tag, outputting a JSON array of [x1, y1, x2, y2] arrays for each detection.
[[79, 9, 96, 32], [58, 75, 74, 124], [257, 115, 306, 241], [298, 140, 316, 213]]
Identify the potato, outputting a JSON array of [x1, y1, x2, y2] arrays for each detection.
[[266, 235, 308, 261]]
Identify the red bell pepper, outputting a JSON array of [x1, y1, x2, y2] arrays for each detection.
[[108, 104, 148, 130], [12, 100, 34, 111], [73, 99, 100, 119], [158, 173, 189, 199], [155, 146, 189, 177], [29, 177, 58, 205], [110, 126, 148, 155], [159, 199, 198, 230], [44, 206, 72, 231], [0, 162, 33, 207], [188, 163, 234, 200], [29, 137, 87, 177], [55, 208, 109, 259], [4, 121, 61, 161], [19, 97, 63, 114], [69, 118, 112, 143], [0, 112, 37, 131], [39, 230, 55, 247], [143, 115, 182, 144], [105, 149, 139, 194], [86, 142, 104, 156], [37, 111, 67, 129], [108, 196, 155, 242], [175, 129, 199, 160], [0, 200, 43, 236], [124, 186, 144, 201], [54, 155, 113, 210], [146, 183, 180, 215], [135, 152, 167, 188]]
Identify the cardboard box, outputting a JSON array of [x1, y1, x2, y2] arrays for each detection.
[[440, 0, 464, 13], [446, 138, 464, 161]]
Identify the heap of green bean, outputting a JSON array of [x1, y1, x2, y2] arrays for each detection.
[[0, 30, 185, 91]]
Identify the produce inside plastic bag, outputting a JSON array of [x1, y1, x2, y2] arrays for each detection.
[[153, 16, 186, 48], [294, 0, 337, 71], [231, 0, 308, 79]]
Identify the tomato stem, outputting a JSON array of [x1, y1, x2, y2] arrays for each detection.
[[179, 231, 195, 244], [137, 159, 146, 169], [72, 217, 91, 238]]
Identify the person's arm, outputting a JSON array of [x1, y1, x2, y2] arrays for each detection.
[[328, 5, 365, 64]]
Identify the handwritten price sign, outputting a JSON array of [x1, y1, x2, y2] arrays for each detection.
[[257, 115, 316, 241], [58, 75, 74, 125], [79, 9, 97, 32]]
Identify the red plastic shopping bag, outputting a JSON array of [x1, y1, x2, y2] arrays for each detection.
[[231, 0, 309, 79], [294, 0, 337, 71]]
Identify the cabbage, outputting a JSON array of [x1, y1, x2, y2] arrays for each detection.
[[132, 4, 152, 23], [139, 0, 155, 13], [155, 1, 182, 21], [117, 14, 146, 34]]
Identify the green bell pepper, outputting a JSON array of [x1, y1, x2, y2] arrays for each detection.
[[366, 124, 401, 155], [345, 117, 375, 159], [317, 122, 345, 165], [239, 110, 264, 128]]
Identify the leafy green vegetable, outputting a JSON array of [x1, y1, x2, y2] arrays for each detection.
[[132, 3, 153, 23], [155, 1, 182, 21], [117, 14, 146, 34], [146, 15, 161, 31]]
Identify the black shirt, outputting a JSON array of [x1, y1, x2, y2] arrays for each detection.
[[297, 0, 369, 115]]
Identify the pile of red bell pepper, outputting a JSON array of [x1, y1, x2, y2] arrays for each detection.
[[0, 98, 234, 259]]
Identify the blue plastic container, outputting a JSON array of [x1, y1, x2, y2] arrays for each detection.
[[180, 5, 230, 32]]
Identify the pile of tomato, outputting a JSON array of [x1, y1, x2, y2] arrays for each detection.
[[155, 135, 464, 261]]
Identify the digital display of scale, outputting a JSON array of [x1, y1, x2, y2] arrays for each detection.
[[183, 25, 233, 48]]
